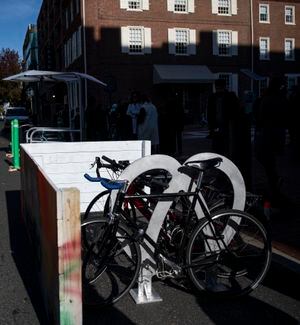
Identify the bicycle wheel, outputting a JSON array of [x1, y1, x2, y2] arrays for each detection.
[[82, 217, 141, 307], [186, 209, 271, 297], [83, 190, 137, 222]]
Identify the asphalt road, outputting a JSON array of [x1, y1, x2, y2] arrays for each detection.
[[0, 124, 299, 325]]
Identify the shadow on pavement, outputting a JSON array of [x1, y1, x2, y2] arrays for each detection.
[[197, 293, 299, 325], [6, 190, 47, 324]]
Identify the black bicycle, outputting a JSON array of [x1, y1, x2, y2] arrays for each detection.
[[81, 157, 272, 307]]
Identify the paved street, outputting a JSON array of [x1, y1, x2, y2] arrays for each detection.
[[0, 123, 300, 324]]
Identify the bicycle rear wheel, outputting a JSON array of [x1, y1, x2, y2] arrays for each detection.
[[82, 217, 141, 306], [186, 209, 271, 297]]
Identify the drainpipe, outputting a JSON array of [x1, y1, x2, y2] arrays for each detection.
[[82, 0, 87, 140], [250, 0, 254, 92]]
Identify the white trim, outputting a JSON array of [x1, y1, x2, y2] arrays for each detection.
[[168, 28, 176, 54], [212, 0, 218, 14], [120, 0, 128, 9], [121, 26, 130, 53], [259, 37, 270, 60], [285, 5, 295, 25], [143, 0, 150, 10], [188, 0, 195, 13], [231, 0, 237, 15], [232, 31, 238, 56], [259, 4, 270, 23], [144, 27, 152, 54], [188, 29, 196, 55], [284, 38, 295, 61], [167, 0, 174, 11], [212, 30, 218, 55]]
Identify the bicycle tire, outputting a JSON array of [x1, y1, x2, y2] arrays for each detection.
[[186, 209, 271, 297], [82, 190, 137, 246], [82, 217, 141, 307]]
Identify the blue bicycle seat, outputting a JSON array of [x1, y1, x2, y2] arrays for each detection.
[[84, 173, 125, 190]]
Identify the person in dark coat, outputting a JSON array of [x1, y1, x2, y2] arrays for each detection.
[[207, 78, 240, 159], [254, 76, 288, 204]]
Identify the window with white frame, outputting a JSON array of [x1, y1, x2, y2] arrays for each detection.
[[167, 0, 195, 13], [218, 31, 231, 55], [259, 78, 269, 96], [285, 74, 300, 92], [259, 37, 270, 60], [129, 27, 143, 53], [285, 6, 295, 24], [120, 0, 149, 11], [217, 73, 238, 94], [174, 0, 188, 12], [285, 38, 295, 60], [211, 0, 237, 15], [168, 28, 196, 55], [175, 29, 189, 54], [213, 30, 238, 56], [219, 74, 231, 90], [218, 0, 230, 15], [128, 0, 141, 9], [259, 4, 269, 23], [121, 26, 152, 54]]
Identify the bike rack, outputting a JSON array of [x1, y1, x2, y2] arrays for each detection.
[[130, 263, 162, 304], [114, 154, 246, 304]]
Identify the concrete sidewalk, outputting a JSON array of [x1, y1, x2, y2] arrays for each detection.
[[178, 126, 300, 273]]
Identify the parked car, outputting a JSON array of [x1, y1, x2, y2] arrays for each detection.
[[3, 107, 30, 130]]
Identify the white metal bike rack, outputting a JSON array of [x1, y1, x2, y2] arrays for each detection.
[[112, 153, 246, 304]]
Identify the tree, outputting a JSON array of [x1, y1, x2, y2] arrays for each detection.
[[0, 48, 22, 105]]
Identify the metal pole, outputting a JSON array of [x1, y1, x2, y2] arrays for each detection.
[[10, 120, 14, 156], [12, 119, 20, 169]]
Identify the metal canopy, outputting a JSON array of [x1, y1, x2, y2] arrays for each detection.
[[240, 69, 266, 81], [153, 64, 217, 84], [3, 70, 107, 87]]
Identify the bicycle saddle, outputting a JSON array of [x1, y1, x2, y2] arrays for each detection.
[[84, 173, 125, 190]]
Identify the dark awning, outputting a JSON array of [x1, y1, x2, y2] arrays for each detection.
[[240, 69, 266, 81], [153, 64, 217, 84]]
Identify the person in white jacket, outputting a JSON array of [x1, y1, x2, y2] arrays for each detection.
[[137, 95, 159, 153]]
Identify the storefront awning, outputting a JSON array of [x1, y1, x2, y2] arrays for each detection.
[[153, 65, 217, 84], [240, 69, 266, 81], [3, 70, 107, 87]]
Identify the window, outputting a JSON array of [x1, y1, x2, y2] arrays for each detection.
[[120, 0, 149, 10], [175, 29, 189, 54], [167, 0, 195, 13], [121, 26, 152, 54], [259, 78, 269, 96], [218, 31, 231, 55], [64, 26, 82, 68], [259, 4, 269, 23], [168, 28, 196, 55], [285, 38, 295, 60], [128, 0, 141, 9], [285, 6, 295, 24], [218, 0, 230, 15], [129, 27, 143, 53], [212, 0, 237, 15], [217, 73, 238, 94], [174, 0, 187, 12], [259, 37, 270, 60], [213, 30, 238, 56]]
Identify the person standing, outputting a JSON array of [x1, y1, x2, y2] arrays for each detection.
[[137, 95, 159, 153], [127, 91, 142, 139], [207, 78, 240, 159], [254, 77, 287, 204]]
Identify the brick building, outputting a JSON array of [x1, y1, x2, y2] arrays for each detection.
[[36, 0, 300, 127]]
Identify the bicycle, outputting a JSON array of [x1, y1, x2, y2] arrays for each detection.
[[81, 157, 272, 307]]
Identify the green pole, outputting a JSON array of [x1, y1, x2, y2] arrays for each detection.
[[12, 119, 20, 169]]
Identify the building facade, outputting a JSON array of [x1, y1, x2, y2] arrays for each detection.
[[36, 0, 300, 126]]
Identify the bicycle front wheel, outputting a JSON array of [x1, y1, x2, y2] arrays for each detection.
[[82, 217, 141, 307], [186, 209, 271, 297]]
